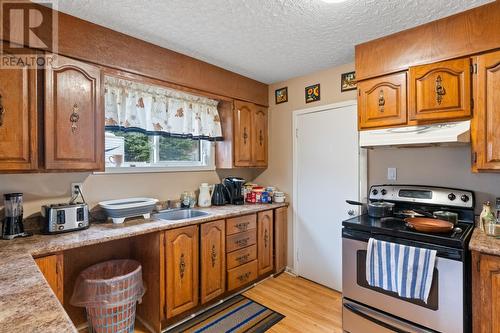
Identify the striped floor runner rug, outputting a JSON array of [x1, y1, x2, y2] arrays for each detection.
[[167, 295, 284, 333]]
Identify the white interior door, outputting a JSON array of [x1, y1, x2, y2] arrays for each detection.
[[295, 103, 359, 291]]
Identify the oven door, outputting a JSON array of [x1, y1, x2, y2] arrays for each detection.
[[342, 231, 464, 333], [343, 299, 435, 333]]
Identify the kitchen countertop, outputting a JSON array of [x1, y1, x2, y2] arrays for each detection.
[[0, 203, 287, 333], [469, 226, 500, 256]]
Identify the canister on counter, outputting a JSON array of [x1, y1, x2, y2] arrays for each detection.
[[252, 187, 264, 203]]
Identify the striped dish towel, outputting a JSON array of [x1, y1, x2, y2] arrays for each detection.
[[366, 238, 437, 303]]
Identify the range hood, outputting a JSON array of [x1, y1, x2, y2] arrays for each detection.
[[359, 120, 471, 148]]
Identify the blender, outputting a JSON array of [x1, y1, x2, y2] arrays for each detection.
[[2, 193, 31, 240]]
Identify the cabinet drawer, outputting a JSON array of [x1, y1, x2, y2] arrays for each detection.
[[226, 230, 256, 252], [227, 245, 257, 269], [226, 214, 257, 235], [227, 260, 258, 291]]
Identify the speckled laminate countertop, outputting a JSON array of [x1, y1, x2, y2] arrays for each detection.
[[0, 203, 287, 333], [469, 226, 500, 256]]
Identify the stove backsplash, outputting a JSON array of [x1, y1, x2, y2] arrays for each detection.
[[368, 146, 500, 215]]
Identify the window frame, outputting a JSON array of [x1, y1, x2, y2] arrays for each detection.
[[99, 133, 215, 174]]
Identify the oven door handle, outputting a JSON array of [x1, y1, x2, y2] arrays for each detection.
[[344, 302, 411, 333]]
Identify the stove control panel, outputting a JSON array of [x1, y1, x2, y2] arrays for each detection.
[[369, 185, 474, 209]]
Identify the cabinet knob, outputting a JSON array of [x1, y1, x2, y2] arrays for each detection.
[[179, 253, 186, 279], [210, 244, 217, 268], [70, 103, 80, 133], [264, 229, 269, 248], [0, 95, 4, 127], [243, 127, 248, 144], [259, 130, 263, 146], [378, 90, 385, 112]]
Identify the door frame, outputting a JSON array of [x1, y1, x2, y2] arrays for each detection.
[[292, 100, 367, 275]]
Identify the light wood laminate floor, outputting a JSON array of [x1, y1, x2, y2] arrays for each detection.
[[244, 273, 343, 333]]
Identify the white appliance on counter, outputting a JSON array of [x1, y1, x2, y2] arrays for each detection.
[[359, 120, 470, 148]]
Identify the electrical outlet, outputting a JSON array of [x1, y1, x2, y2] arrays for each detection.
[[387, 168, 397, 181], [71, 183, 83, 196]]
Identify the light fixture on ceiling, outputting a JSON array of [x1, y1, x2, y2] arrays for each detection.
[[320, 0, 348, 3]]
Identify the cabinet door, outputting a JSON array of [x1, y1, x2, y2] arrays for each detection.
[[35, 254, 64, 302], [233, 101, 253, 167], [252, 107, 268, 167], [473, 252, 500, 333], [358, 72, 407, 129], [472, 50, 500, 171], [0, 49, 38, 171], [45, 54, 104, 170], [274, 207, 288, 274], [166, 226, 199, 318], [200, 220, 225, 304], [409, 58, 471, 122], [257, 210, 274, 276]]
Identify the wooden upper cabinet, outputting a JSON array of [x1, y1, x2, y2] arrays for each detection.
[[0, 49, 38, 171], [472, 252, 500, 333], [200, 220, 225, 304], [234, 101, 253, 167], [165, 226, 199, 318], [232, 100, 268, 168], [257, 210, 274, 276], [358, 72, 407, 130], [408, 58, 471, 122], [252, 107, 268, 167], [45, 54, 104, 171], [472, 50, 500, 172]]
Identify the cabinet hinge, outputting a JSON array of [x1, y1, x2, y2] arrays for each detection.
[[476, 256, 481, 272], [471, 98, 474, 110], [358, 89, 361, 97], [55, 262, 59, 275], [474, 63, 478, 74], [163, 304, 167, 317], [473, 152, 477, 164]]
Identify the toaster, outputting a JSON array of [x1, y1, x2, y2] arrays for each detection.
[[41, 203, 90, 234]]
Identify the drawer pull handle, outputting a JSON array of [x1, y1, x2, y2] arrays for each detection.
[[236, 254, 250, 263], [179, 253, 186, 279], [237, 272, 251, 282], [70, 103, 80, 134], [0, 94, 4, 127], [378, 90, 385, 113], [236, 222, 249, 231], [211, 244, 217, 268], [435, 75, 446, 105], [264, 229, 269, 248], [236, 237, 249, 247]]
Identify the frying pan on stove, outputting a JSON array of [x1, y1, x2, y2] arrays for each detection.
[[404, 217, 454, 233]]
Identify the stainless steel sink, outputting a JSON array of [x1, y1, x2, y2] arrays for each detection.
[[154, 209, 210, 221]]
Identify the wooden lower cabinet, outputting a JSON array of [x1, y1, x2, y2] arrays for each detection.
[[472, 50, 500, 172], [227, 260, 258, 292], [165, 225, 199, 318], [257, 210, 274, 276], [274, 207, 288, 274], [472, 251, 500, 333], [34, 254, 64, 303], [227, 245, 257, 270], [200, 220, 225, 304]]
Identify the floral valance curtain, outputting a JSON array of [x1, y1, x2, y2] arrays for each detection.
[[104, 76, 223, 141]]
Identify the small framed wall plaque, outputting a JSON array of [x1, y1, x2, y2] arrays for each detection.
[[305, 83, 320, 103], [341, 71, 357, 92], [275, 87, 288, 104]]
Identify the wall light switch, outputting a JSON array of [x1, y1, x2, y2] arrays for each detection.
[[387, 168, 397, 181]]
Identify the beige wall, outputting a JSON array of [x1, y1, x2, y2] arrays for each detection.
[[0, 168, 259, 218], [255, 63, 357, 269]]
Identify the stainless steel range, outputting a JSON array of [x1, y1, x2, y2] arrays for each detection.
[[342, 185, 475, 333]]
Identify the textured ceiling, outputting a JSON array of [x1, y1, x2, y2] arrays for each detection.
[[53, 0, 493, 84]]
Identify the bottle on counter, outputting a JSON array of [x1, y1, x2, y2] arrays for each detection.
[[480, 201, 496, 231]]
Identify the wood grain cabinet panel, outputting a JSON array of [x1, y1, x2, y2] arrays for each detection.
[[472, 252, 500, 333], [227, 245, 257, 270], [226, 230, 257, 253], [45, 54, 104, 171], [274, 207, 288, 274], [358, 72, 407, 129], [252, 107, 268, 167], [227, 260, 258, 292], [34, 254, 64, 303], [200, 220, 225, 304], [0, 49, 38, 171], [409, 58, 471, 122], [472, 50, 500, 172], [165, 226, 199, 318], [226, 214, 257, 236], [234, 101, 253, 167], [257, 210, 274, 276]]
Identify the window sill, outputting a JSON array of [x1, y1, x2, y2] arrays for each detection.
[[94, 165, 216, 175]]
